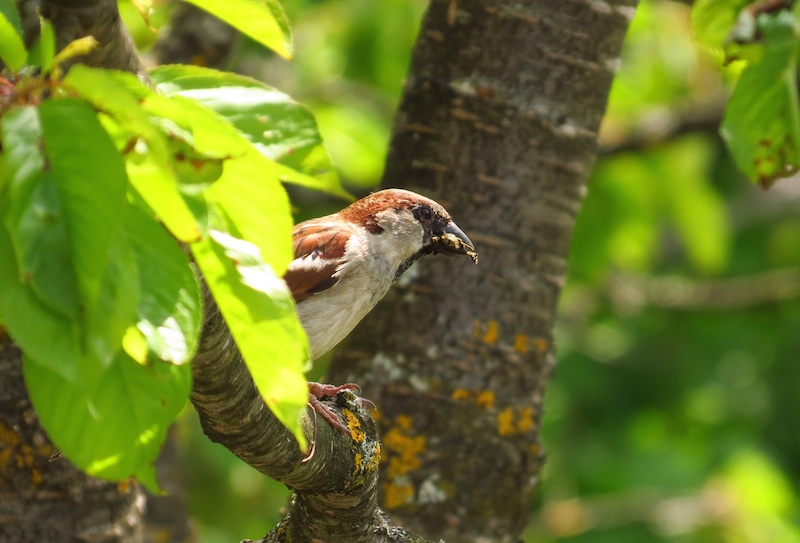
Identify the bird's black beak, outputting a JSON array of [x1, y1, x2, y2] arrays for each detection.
[[432, 221, 478, 264]]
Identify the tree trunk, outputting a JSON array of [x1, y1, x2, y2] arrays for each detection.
[[0, 339, 146, 543], [329, 1, 638, 541]]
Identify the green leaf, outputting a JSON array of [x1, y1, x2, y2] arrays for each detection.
[[182, 0, 292, 59], [85, 234, 140, 371], [0, 0, 21, 36], [24, 350, 191, 490], [143, 93, 250, 160], [37, 98, 130, 325], [658, 136, 730, 274], [150, 64, 351, 200], [125, 204, 201, 365], [721, 11, 800, 188], [0, 222, 81, 382], [0, 10, 26, 73], [1, 106, 80, 319], [691, 0, 751, 51], [38, 16, 55, 72], [64, 66, 203, 242], [207, 146, 296, 274], [191, 228, 309, 450]]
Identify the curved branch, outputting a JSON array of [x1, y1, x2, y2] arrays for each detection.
[[192, 280, 432, 543]]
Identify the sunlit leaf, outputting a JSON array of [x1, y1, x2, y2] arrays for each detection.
[[658, 136, 730, 274], [191, 228, 308, 449], [182, 0, 292, 59], [691, 0, 750, 52], [151, 64, 350, 199], [0, 0, 21, 36], [64, 66, 203, 242], [130, 0, 154, 28], [38, 16, 55, 72], [38, 99, 130, 331], [125, 204, 201, 365], [207, 146, 295, 274], [24, 350, 191, 491], [721, 11, 800, 188], [0, 11, 26, 73]]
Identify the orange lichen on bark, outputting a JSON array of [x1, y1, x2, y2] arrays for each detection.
[[451, 388, 470, 401], [0, 421, 20, 447], [497, 408, 516, 436], [383, 430, 425, 478], [395, 414, 413, 431], [514, 334, 529, 354], [517, 407, 535, 433], [497, 406, 537, 436], [476, 390, 495, 408], [344, 409, 365, 443], [383, 481, 415, 509], [381, 415, 427, 509], [483, 320, 499, 344], [354, 453, 364, 475], [533, 337, 549, 354]]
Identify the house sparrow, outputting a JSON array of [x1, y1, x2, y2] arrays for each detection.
[[285, 188, 477, 434]]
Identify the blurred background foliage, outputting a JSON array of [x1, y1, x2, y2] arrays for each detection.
[[123, 0, 800, 541]]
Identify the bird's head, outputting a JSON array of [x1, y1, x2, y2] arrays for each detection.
[[339, 188, 478, 278]]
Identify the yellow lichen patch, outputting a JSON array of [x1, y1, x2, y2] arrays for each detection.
[[383, 481, 415, 509], [381, 415, 428, 509], [497, 407, 516, 436], [530, 443, 540, 457], [367, 449, 381, 473], [0, 448, 11, 470], [383, 429, 425, 479], [395, 414, 413, 431], [476, 390, 495, 408], [451, 388, 470, 401], [30, 468, 42, 485], [533, 337, 549, 354], [344, 410, 365, 443], [514, 334, 529, 354], [517, 407, 536, 433], [483, 320, 499, 344], [353, 453, 364, 476], [0, 421, 20, 447]]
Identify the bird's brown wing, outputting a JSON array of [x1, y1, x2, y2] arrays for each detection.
[[285, 220, 351, 302]]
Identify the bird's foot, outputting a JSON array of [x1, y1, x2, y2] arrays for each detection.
[[307, 382, 374, 437], [308, 381, 360, 398]]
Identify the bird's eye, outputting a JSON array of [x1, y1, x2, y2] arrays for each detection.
[[417, 206, 432, 220]]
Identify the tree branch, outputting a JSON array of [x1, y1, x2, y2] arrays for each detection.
[[40, 0, 149, 82], [609, 268, 800, 312]]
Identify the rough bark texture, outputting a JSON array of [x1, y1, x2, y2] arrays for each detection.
[[0, 338, 146, 543], [328, 1, 638, 542], [39, 0, 149, 83], [149, 3, 239, 69]]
